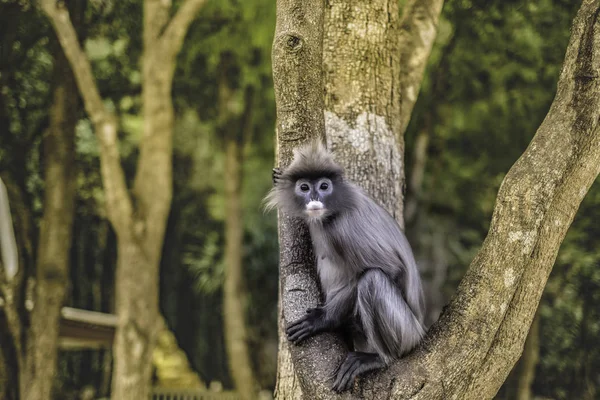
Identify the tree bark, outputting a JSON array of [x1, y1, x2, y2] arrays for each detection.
[[20, 44, 79, 400], [271, 0, 333, 398], [323, 0, 404, 218], [323, 0, 445, 221], [274, 0, 600, 399], [39, 1, 207, 398]]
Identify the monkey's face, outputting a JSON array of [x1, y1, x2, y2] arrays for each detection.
[[294, 177, 334, 220]]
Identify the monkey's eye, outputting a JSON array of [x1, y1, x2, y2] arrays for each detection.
[[319, 182, 329, 190], [300, 183, 310, 192]]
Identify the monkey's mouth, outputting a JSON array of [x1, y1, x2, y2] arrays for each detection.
[[305, 200, 326, 218]]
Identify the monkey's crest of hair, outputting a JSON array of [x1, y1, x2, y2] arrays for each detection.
[[264, 140, 344, 216]]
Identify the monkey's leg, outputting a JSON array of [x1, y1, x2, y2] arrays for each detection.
[[286, 285, 356, 344], [332, 352, 385, 393], [356, 268, 424, 358], [332, 269, 424, 392]]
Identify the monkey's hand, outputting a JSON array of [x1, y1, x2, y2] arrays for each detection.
[[272, 168, 283, 187], [286, 307, 330, 344]]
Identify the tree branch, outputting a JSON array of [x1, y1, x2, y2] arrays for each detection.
[[159, 0, 208, 59], [144, 0, 170, 48], [40, 0, 132, 234], [363, 1, 600, 398], [398, 0, 446, 135]]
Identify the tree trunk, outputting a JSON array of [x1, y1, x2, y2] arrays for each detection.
[[223, 138, 257, 397], [216, 52, 259, 396], [40, 1, 208, 398], [324, 0, 404, 217], [0, 176, 31, 400], [111, 239, 160, 399], [21, 46, 79, 400], [274, 0, 600, 398], [271, 0, 333, 398], [323, 0, 445, 220], [0, 247, 20, 400]]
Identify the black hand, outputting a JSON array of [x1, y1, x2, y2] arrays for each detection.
[[286, 308, 327, 343], [272, 168, 283, 186]]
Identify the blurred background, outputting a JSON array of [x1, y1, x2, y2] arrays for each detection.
[[0, 0, 598, 399]]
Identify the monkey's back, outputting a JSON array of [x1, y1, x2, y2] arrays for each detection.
[[317, 185, 425, 323]]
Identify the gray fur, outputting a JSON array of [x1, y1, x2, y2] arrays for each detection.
[[267, 141, 426, 390]]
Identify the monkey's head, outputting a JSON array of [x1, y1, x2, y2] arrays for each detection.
[[264, 141, 352, 222]]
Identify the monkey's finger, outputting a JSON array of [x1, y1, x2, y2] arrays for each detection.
[[272, 168, 283, 184], [287, 325, 312, 343], [288, 321, 317, 343], [332, 357, 360, 392], [286, 316, 310, 332], [286, 323, 307, 337], [286, 320, 307, 335], [332, 362, 350, 391], [288, 330, 311, 343]]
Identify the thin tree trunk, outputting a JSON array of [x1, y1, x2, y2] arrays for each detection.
[[274, 0, 600, 398], [218, 56, 259, 395], [0, 176, 30, 400], [398, 0, 446, 135], [0, 175, 21, 400], [405, 127, 430, 224], [21, 46, 79, 400], [0, 260, 20, 400], [223, 137, 257, 397]]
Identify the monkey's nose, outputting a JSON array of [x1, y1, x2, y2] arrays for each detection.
[[306, 200, 324, 210]]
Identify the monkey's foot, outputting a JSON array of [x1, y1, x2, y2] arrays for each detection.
[[332, 352, 385, 393]]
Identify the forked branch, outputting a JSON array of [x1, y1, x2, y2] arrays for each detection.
[[39, 0, 133, 234]]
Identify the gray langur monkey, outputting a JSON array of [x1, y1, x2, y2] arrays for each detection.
[[265, 141, 426, 392]]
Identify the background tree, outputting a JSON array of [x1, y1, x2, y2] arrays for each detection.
[[39, 0, 207, 398], [0, 2, 81, 398]]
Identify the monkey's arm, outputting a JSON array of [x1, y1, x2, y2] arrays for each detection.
[[286, 284, 356, 344]]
